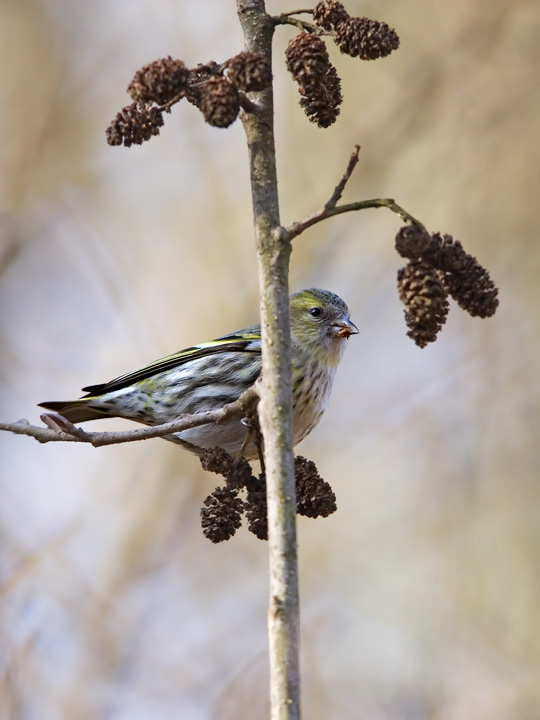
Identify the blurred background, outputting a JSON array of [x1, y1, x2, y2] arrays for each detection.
[[1, 0, 539, 718]]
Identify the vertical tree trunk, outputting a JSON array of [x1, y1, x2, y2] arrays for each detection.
[[236, 2, 300, 718]]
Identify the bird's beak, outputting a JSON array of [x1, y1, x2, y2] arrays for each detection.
[[335, 317, 359, 339]]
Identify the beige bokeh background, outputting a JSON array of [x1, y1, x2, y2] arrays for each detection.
[[1, 1, 539, 718]]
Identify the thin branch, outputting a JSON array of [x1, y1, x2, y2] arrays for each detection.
[[325, 143, 362, 208], [272, 13, 320, 33], [284, 145, 426, 239], [287, 198, 427, 238], [274, 9, 314, 17], [1, 419, 85, 444], [0, 386, 259, 447]]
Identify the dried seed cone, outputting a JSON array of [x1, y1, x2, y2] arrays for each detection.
[[226, 52, 272, 92], [334, 17, 400, 60], [201, 487, 244, 543], [398, 260, 449, 347], [286, 33, 331, 87], [295, 457, 337, 518], [299, 64, 343, 127], [200, 446, 236, 476], [127, 57, 189, 105], [106, 103, 164, 147], [200, 447, 253, 489], [185, 62, 220, 110], [199, 76, 240, 128], [245, 475, 268, 541], [313, 0, 349, 31], [395, 225, 431, 259], [428, 234, 499, 318]]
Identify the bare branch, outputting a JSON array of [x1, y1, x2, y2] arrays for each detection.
[[325, 143, 361, 208], [0, 419, 84, 444], [287, 198, 427, 238], [284, 145, 426, 240], [274, 9, 314, 17], [0, 386, 259, 448], [272, 14, 320, 33]]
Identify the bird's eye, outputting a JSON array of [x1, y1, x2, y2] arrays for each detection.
[[309, 307, 322, 318]]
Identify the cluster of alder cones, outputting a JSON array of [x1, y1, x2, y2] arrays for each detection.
[[395, 226, 499, 347], [106, 0, 401, 144], [199, 448, 336, 543], [286, 0, 399, 127], [106, 52, 272, 146]]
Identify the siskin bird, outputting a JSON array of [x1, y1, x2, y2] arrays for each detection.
[[39, 288, 357, 459]]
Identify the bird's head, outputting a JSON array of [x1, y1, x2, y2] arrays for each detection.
[[289, 288, 358, 366]]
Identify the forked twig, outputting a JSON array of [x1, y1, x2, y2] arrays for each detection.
[[284, 145, 426, 239]]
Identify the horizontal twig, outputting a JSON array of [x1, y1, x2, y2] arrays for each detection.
[[286, 198, 426, 238], [272, 13, 319, 33], [275, 9, 314, 17], [1, 386, 259, 448]]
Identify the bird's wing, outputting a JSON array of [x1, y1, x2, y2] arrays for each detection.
[[80, 330, 262, 397]]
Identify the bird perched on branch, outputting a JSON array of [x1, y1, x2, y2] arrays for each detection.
[[39, 288, 357, 458]]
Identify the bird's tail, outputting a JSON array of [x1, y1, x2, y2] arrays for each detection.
[[38, 399, 109, 423]]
